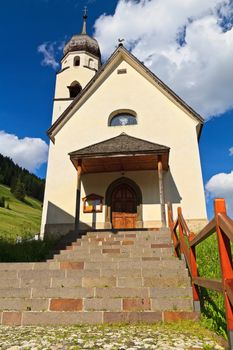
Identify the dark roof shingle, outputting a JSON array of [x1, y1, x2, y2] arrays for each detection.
[[69, 133, 169, 158]]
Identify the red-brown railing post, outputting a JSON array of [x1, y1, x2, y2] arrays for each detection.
[[167, 203, 179, 257], [167, 202, 173, 228], [178, 207, 185, 259], [189, 232, 200, 312], [215, 198, 233, 348]]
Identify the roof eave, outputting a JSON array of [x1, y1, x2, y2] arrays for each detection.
[[48, 45, 204, 141], [47, 47, 121, 140], [69, 149, 170, 159]]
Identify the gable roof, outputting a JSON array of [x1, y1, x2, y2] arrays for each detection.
[[69, 132, 169, 158], [48, 45, 204, 141]]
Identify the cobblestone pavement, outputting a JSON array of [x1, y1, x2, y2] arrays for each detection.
[[0, 324, 226, 350]]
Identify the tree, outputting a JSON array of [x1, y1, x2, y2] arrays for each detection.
[[0, 196, 5, 208], [13, 180, 26, 201], [10, 176, 18, 194], [0, 153, 45, 202]]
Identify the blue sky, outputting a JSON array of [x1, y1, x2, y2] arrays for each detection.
[[0, 0, 233, 219]]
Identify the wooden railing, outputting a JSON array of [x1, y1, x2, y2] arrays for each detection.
[[167, 199, 233, 349]]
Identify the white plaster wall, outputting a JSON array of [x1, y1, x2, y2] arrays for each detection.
[[52, 100, 72, 124], [61, 51, 99, 71], [41, 57, 207, 236], [51, 51, 99, 122]]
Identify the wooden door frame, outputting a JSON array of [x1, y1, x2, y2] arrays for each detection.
[[105, 177, 143, 229]]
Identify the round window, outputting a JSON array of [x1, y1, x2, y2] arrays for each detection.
[[110, 114, 137, 126]]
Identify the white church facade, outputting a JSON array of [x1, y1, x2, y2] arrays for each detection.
[[41, 14, 207, 238]]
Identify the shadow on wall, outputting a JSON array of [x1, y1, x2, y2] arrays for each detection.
[[165, 170, 182, 204], [44, 171, 182, 238], [44, 201, 97, 239], [82, 172, 182, 205], [46, 202, 75, 224]]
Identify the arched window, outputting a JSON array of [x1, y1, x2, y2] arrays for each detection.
[[109, 111, 137, 127], [68, 81, 82, 98], [88, 58, 94, 68], [74, 56, 80, 67]]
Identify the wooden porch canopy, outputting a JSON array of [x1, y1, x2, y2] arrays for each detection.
[[69, 133, 170, 173]]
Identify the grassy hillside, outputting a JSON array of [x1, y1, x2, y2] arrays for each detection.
[[0, 184, 42, 242]]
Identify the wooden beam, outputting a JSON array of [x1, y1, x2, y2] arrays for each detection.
[[190, 218, 216, 247], [193, 277, 223, 292], [158, 159, 166, 228], [75, 160, 82, 232]]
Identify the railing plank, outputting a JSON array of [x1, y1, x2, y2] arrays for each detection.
[[226, 280, 233, 308], [218, 214, 233, 243], [190, 219, 216, 247], [173, 218, 178, 230], [168, 199, 233, 349], [193, 277, 223, 292], [178, 213, 191, 237]]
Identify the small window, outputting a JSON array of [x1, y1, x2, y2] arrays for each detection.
[[68, 81, 82, 98], [83, 194, 103, 213], [109, 113, 137, 126], [117, 69, 127, 74], [88, 58, 94, 68], [74, 56, 80, 66]]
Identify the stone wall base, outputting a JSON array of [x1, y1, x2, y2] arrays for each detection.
[[185, 219, 209, 233], [44, 224, 75, 240], [43, 218, 208, 240]]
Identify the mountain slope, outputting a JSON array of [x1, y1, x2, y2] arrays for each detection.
[[0, 184, 42, 241], [0, 153, 45, 202]]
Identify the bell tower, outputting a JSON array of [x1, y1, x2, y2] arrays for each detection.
[[52, 11, 101, 123]]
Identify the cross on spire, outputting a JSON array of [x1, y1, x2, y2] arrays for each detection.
[[83, 6, 88, 18], [82, 7, 88, 34]]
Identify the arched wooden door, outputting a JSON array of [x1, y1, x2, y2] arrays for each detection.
[[111, 184, 137, 229]]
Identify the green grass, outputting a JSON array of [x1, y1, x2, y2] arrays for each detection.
[[0, 184, 42, 242], [195, 233, 227, 338], [0, 184, 56, 262], [0, 239, 56, 262]]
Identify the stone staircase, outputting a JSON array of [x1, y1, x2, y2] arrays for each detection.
[[0, 229, 198, 326]]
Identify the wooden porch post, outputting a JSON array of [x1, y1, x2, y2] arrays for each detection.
[[75, 160, 82, 231], [158, 158, 167, 228]]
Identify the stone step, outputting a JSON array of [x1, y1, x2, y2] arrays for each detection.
[[0, 310, 199, 326], [48, 257, 184, 267], [84, 235, 171, 242], [0, 269, 189, 288], [73, 241, 173, 249], [54, 253, 173, 262], [0, 260, 186, 278], [81, 234, 171, 241], [0, 262, 60, 271], [51, 254, 175, 262], [47, 254, 176, 262], [0, 273, 190, 291], [61, 246, 173, 254], [82, 260, 186, 270], [55, 246, 174, 255], [85, 229, 169, 235], [63, 241, 173, 248], [0, 296, 192, 312], [0, 285, 192, 300]]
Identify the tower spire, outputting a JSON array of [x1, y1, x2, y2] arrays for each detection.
[[82, 7, 88, 34]]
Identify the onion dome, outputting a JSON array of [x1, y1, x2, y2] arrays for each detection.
[[63, 12, 101, 59]]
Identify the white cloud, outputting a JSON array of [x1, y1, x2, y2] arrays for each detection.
[[94, 0, 233, 118], [229, 147, 233, 156], [206, 171, 233, 216], [0, 131, 48, 173], [38, 41, 64, 70]]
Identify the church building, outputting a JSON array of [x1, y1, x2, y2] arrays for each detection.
[[41, 14, 207, 238]]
